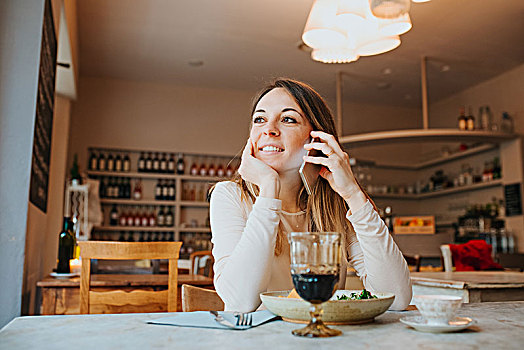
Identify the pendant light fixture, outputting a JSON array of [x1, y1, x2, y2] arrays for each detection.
[[301, 0, 424, 64]]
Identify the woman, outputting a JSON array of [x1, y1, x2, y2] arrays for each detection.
[[210, 78, 411, 312]]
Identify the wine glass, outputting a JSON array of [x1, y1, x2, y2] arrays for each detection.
[[288, 231, 342, 337]]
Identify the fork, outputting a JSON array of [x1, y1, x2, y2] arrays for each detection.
[[210, 311, 237, 329], [234, 312, 253, 327]]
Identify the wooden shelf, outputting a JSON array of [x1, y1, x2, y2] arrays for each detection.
[[179, 227, 211, 233], [339, 129, 516, 148], [100, 198, 176, 205], [371, 179, 503, 200], [179, 201, 209, 207], [369, 144, 497, 170], [87, 170, 226, 182], [94, 226, 176, 232]]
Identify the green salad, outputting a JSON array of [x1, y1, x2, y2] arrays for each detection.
[[336, 289, 377, 300]]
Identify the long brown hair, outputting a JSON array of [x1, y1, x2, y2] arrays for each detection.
[[230, 78, 377, 256]]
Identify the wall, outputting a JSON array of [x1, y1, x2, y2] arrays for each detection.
[[0, 0, 45, 328], [22, 96, 72, 315], [68, 76, 421, 169]]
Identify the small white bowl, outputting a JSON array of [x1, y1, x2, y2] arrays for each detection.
[[412, 295, 463, 325]]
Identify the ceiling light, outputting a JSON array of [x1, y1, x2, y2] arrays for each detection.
[[369, 0, 410, 19], [382, 67, 392, 74], [302, 0, 412, 64], [412, 0, 431, 3]]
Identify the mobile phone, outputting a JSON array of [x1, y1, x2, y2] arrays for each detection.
[[299, 138, 326, 195]]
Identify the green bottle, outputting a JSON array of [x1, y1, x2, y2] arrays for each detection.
[[57, 217, 76, 273]]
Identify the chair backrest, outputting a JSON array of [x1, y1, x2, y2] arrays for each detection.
[[440, 244, 453, 272], [403, 254, 421, 272], [78, 241, 182, 314], [189, 250, 214, 278], [181, 284, 224, 312]]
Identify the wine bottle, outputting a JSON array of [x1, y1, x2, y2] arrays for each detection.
[[157, 206, 165, 227], [56, 217, 75, 273], [162, 180, 169, 200], [123, 154, 131, 172], [124, 178, 131, 199], [133, 208, 141, 226], [148, 207, 156, 227], [199, 160, 207, 176], [225, 162, 234, 177], [190, 160, 198, 176], [155, 180, 162, 200], [176, 153, 185, 174], [115, 153, 122, 172], [127, 208, 135, 226], [458, 107, 467, 131], [89, 152, 98, 171], [145, 152, 153, 173], [165, 207, 174, 227], [140, 207, 148, 227], [153, 153, 160, 173], [466, 106, 475, 131], [160, 153, 167, 173], [98, 153, 106, 171], [119, 209, 127, 226], [208, 160, 216, 177], [168, 180, 175, 201], [216, 163, 225, 177], [110, 204, 119, 226], [138, 152, 145, 172], [133, 179, 143, 200], [106, 153, 114, 172], [168, 154, 175, 173]]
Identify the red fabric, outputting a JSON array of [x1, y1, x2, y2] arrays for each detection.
[[449, 240, 503, 271]]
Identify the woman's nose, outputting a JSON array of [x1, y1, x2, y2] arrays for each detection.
[[264, 121, 280, 136]]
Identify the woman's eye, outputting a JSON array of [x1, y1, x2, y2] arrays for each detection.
[[253, 116, 265, 123], [282, 116, 297, 123]]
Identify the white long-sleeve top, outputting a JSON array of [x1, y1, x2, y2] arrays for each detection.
[[210, 181, 412, 312]]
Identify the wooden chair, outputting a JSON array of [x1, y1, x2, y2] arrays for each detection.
[[181, 284, 224, 312], [403, 254, 421, 272], [189, 250, 214, 278], [78, 241, 182, 314], [440, 244, 453, 272]]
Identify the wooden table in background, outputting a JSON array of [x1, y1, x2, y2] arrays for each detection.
[[36, 274, 214, 314], [411, 271, 524, 302]]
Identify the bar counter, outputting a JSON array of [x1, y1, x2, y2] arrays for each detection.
[[2, 301, 523, 349]]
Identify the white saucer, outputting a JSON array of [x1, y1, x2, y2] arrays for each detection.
[[50, 272, 79, 279], [400, 316, 476, 333]]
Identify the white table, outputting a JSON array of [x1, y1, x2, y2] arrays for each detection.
[[1, 302, 523, 349]]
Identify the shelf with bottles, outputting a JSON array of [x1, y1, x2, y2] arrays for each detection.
[[91, 230, 175, 242], [95, 226, 176, 232], [87, 147, 238, 178], [371, 179, 503, 200], [179, 232, 212, 259]]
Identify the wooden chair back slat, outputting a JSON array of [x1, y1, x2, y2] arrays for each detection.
[[189, 250, 214, 278], [181, 284, 224, 312], [78, 241, 182, 314]]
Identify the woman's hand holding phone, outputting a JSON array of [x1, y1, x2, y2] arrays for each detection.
[[303, 131, 363, 204], [238, 138, 280, 198]]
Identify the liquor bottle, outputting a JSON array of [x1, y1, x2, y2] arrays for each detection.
[[124, 178, 131, 199], [140, 207, 148, 226], [115, 177, 122, 198], [155, 180, 163, 200], [138, 152, 146, 172], [133, 179, 143, 200], [492, 157, 502, 179], [168, 180, 175, 201], [157, 206, 165, 227], [165, 207, 174, 227], [199, 160, 207, 176], [458, 107, 467, 131], [115, 153, 122, 172], [148, 207, 156, 227], [133, 208, 141, 226], [168, 154, 175, 173], [225, 162, 234, 177], [153, 153, 160, 173], [119, 209, 127, 226], [480, 106, 490, 130], [126, 208, 135, 226], [110, 205, 119, 226], [99, 177, 107, 198], [56, 217, 75, 273], [208, 160, 216, 177], [123, 154, 131, 172], [162, 180, 169, 200], [160, 153, 167, 173], [98, 153, 106, 171], [190, 160, 199, 176], [176, 153, 185, 174], [106, 153, 114, 172], [216, 163, 225, 177], [105, 177, 113, 198], [145, 152, 153, 173], [466, 106, 475, 131], [89, 152, 98, 171]]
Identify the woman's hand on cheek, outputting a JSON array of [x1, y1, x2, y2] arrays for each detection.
[[238, 138, 280, 198], [303, 131, 360, 201]]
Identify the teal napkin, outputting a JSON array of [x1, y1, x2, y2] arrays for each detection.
[[147, 310, 279, 330]]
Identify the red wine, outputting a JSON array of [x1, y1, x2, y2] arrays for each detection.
[[292, 273, 339, 304]]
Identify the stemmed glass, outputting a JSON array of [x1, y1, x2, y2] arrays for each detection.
[[288, 231, 342, 337]]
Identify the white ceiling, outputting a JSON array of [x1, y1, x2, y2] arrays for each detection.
[[77, 0, 524, 108]]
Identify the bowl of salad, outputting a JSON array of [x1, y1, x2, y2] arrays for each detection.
[[260, 289, 395, 324]]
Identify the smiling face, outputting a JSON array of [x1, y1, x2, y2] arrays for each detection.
[[250, 88, 313, 175]]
